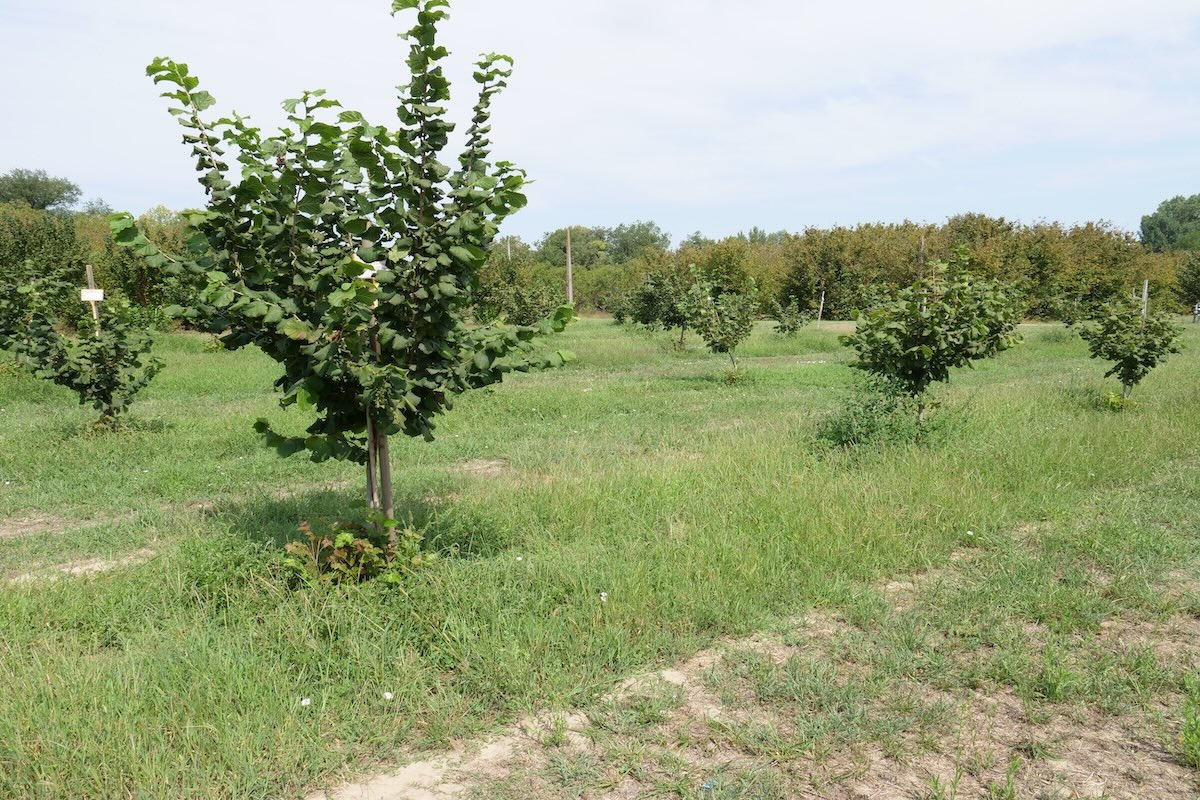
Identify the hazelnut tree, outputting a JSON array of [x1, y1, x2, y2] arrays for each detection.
[[113, 0, 572, 522], [1075, 298, 1181, 399], [842, 264, 1022, 438], [1, 263, 161, 428]]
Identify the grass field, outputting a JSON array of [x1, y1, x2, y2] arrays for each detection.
[[1, 318, 1199, 799]]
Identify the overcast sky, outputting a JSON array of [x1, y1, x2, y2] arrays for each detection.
[[3, 0, 1200, 244]]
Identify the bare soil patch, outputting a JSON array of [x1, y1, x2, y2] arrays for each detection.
[[455, 458, 511, 479], [0, 515, 69, 540], [8, 547, 156, 585]]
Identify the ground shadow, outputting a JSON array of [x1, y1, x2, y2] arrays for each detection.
[[40, 415, 176, 442], [212, 480, 511, 559]]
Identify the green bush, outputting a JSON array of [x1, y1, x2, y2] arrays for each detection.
[[771, 298, 812, 335], [0, 203, 82, 280], [475, 281, 563, 326], [622, 266, 693, 344]]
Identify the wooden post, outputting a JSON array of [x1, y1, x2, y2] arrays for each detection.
[[816, 290, 825, 329], [565, 227, 575, 304], [917, 235, 928, 313], [1141, 279, 1150, 320], [84, 265, 101, 337]]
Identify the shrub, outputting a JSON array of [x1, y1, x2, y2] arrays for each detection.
[[475, 279, 563, 326], [622, 266, 693, 345], [1177, 252, 1200, 308], [0, 260, 55, 348], [1074, 298, 1181, 399], [1, 260, 161, 427], [0, 202, 83, 279]]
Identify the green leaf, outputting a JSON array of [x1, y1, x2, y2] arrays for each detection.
[[279, 318, 314, 341], [192, 90, 216, 111]]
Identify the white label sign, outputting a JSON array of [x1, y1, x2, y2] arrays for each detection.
[[81, 289, 105, 302]]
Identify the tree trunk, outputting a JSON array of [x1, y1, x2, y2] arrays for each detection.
[[365, 414, 378, 511], [366, 322, 394, 530], [375, 424, 395, 541]]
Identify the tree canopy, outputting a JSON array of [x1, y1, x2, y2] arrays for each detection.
[[1141, 194, 1200, 252], [0, 168, 82, 211]]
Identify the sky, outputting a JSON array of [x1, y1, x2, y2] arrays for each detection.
[[3, 0, 1200, 245]]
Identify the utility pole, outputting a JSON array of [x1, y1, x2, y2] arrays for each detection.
[[565, 227, 575, 304]]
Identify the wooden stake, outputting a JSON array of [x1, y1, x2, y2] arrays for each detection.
[[565, 227, 575, 304], [1141, 279, 1150, 320], [85, 265, 101, 337]]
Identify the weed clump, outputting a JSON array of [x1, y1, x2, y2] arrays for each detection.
[[817, 377, 920, 448], [283, 516, 436, 587]]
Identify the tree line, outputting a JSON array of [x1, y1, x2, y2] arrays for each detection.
[[480, 212, 1198, 324], [2, 164, 1199, 328]]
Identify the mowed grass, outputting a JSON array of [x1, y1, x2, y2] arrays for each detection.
[[0, 318, 1197, 799]]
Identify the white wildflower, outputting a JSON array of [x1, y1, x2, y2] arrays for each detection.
[[300, 698, 312, 707], [382, 691, 394, 701], [599, 592, 608, 604]]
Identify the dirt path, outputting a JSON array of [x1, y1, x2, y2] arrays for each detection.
[[305, 564, 1200, 800]]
